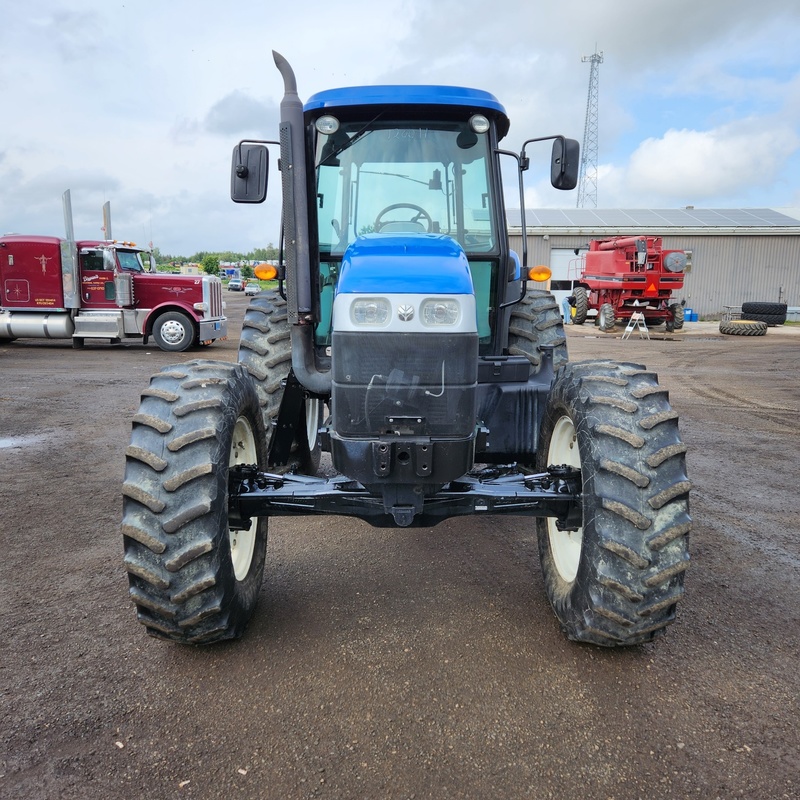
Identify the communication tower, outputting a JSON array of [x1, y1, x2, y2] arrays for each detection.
[[577, 49, 603, 208]]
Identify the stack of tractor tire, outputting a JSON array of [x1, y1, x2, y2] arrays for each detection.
[[719, 302, 787, 336]]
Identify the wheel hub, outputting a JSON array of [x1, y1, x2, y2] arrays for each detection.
[[546, 415, 583, 584], [229, 416, 258, 581]]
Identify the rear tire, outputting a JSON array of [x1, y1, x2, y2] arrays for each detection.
[[121, 360, 268, 644], [719, 320, 767, 336], [536, 360, 691, 646], [507, 289, 568, 370], [666, 303, 684, 332], [238, 291, 324, 474], [597, 303, 616, 332]]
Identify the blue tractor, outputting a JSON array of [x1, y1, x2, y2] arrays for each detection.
[[122, 53, 690, 647]]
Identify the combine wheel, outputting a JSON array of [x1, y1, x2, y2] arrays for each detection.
[[719, 320, 767, 336], [572, 286, 589, 325], [666, 303, 684, 332], [536, 359, 691, 646], [597, 303, 616, 332], [238, 291, 324, 474], [121, 360, 268, 643], [507, 289, 568, 370]]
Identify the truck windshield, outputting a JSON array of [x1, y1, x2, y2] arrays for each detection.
[[315, 120, 496, 256], [117, 250, 146, 272]]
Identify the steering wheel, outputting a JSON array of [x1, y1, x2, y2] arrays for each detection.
[[374, 203, 433, 233]]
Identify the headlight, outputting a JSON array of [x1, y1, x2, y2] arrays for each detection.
[[351, 297, 391, 326], [420, 298, 461, 326]]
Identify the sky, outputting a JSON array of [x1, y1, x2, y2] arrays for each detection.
[[2, 0, 800, 256]]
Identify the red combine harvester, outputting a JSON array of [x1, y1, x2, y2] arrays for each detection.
[[570, 236, 687, 332]]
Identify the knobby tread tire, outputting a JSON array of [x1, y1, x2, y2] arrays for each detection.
[[667, 303, 685, 332], [507, 289, 568, 370], [121, 360, 268, 644], [573, 286, 589, 325], [238, 291, 322, 473], [741, 312, 786, 326], [597, 303, 616, 332], [536, 359, 691, 646], [741, 301, 787, 317], [719, 320, 768, 336]]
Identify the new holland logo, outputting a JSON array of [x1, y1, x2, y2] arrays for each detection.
[[397, 304, 414, 322]]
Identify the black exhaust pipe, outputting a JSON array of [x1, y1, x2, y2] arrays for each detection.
[[273, 50, 331, 396]]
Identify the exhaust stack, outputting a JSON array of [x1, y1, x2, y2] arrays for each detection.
[[272, 50, 331, 395]]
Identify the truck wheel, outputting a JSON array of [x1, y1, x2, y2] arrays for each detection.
[[121, 360, 268, 644], [572, 286, 589, 325], [507, 289, 568, 370], [152, 311, 196, 352], [719, 320, 768, 336], [666, 303, 684, 332], [536, 360, 691, 646], [597, 303, 616, 332], [238, 291, 324, 474]]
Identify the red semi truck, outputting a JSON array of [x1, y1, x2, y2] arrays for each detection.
[[570, 236, 687, 332], [0, 194, 227, 351]]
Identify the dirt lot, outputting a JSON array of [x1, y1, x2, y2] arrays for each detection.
[[1, 293, 798, 800]]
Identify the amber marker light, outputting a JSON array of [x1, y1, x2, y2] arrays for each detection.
[[528, 265, 552, 282], [254, 263, 278, 280]]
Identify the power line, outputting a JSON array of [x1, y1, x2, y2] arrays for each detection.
[[577, 49, 603, 208]]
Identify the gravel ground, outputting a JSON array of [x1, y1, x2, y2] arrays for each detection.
[[1, 294, 798, 800]]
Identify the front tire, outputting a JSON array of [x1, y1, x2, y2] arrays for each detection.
[[572, 286, 589, 325], [121, 360, 268, 644], [536, 360, 691, 646], [238, 291, 324, 474], [152, 311, 196, 352]]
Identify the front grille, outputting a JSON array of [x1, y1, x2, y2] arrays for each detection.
[[332, 331, 478, 437], [204, 278, 223, 319]]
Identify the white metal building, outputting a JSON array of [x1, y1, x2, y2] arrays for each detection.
[[508, 208, 800, 319]]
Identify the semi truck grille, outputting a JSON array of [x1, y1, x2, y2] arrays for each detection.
[[206, 279, 223, 318], [332, 331, 478, 437]]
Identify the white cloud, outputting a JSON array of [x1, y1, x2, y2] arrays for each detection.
[[621, 121, 800, 205], [1, 1, 800, 252]]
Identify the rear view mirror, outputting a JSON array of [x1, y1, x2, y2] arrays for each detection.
[[231, 143, 269, 203], [551, 138, 580, 190]]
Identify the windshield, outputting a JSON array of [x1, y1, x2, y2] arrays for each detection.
[[117, 250, 147, 272], [315, 120, 496, 256]]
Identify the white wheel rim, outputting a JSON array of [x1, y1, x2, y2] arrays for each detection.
[[547, 415, 583, 584], [305, 397, 321, 451], [229, 415, 258, 581], [160, 320, 188, 346]]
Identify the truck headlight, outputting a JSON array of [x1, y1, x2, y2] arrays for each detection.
[[351, 297, 391, 326], [420, 298, 461, 326]]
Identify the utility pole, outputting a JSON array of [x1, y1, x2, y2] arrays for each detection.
[[577, 49, 603, 208]]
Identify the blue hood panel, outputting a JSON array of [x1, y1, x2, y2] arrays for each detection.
[[337, 234, 474, 295]]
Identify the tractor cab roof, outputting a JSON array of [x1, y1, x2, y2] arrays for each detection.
[[305, 85, 510, 140]]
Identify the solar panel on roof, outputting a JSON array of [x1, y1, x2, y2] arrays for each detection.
[[510, 208, 800, 228]]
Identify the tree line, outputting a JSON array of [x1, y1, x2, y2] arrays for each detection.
[[152, 245, 280, 276]]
